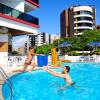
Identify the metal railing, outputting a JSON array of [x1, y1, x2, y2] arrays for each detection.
[[0, 3, 39, 26], [0, 67, 14, 100], [30, 0, 39, 4]]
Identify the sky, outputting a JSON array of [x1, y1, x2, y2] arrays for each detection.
[[29, 0, 100, 34], [13, 0, 100, 48], [12, 36, 28, 48]]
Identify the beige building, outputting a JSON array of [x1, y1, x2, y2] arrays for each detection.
[[60, 5, 96, 38]]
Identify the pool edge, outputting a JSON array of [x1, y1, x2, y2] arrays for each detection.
[[0, 67, 22, 100], [1, 66, 61, 99]]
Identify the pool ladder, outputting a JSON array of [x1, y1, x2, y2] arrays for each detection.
[[0, 67, 14, 100]]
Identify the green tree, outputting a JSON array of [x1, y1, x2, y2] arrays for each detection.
[[12, 51, 18, 55], [35, 29, 100, 54], [80, 30, 100, 50]]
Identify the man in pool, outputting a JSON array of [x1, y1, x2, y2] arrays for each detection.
[[14, 47, 42, 72], [43, 66, 75, 90]]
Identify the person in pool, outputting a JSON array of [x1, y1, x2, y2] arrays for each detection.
[[14, 47, 43, 72], [43, 66, 75, 90]]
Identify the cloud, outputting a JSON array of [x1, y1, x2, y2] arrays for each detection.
[[12, 36, 28, 48]]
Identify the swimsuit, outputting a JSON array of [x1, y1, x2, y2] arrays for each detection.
[[25, 59, 32, 65], [71, 82, 75, 86]]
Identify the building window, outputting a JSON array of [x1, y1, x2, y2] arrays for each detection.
[[75, 11, 93, 15], [76, 17, 93, 21], [75, 23, 93, 27]]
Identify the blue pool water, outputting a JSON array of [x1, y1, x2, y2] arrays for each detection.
[[2, 63, 100, 100]]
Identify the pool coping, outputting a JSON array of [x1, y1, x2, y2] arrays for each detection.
[[0, 66, 61, 99]]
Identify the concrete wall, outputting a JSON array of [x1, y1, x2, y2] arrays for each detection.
[[0, 34, 8, 66], [0, 52, 8, 67], [1, 55, 100, 67], [0, 34, 8, 52], [64, 55, 100, 62], [0, 34, 8, 42]]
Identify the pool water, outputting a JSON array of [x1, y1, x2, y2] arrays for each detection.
[[2, 63, 100, 100]]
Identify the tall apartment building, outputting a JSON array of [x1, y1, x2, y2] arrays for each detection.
[[29, 32, 51, 47], [0, 0, 40, 66], [60, 5, 96, 38]]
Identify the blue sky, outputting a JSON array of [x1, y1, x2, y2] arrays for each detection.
[[13, 0, 100, 48], [29, 0, 100, 34], [12, 35, 28, 48]]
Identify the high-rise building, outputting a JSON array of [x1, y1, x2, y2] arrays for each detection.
[[42, 32, 51, 45], [60, 5, 96, 38], [29, 32, 51, 47], [36, 33, 44, 46], [29, 34, 37, 47], [0, 0, 40, 66]]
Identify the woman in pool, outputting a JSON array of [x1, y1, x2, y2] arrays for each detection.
[[43, 66, 75, 89]]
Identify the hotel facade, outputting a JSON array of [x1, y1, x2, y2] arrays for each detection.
[[29, 32, 51, 47], [0, 0, 40, 66], [60, 5, 96, 38]]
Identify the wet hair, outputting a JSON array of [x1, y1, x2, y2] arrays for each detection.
[[29, 47, 34, 50], [65, 66, 70, 72]]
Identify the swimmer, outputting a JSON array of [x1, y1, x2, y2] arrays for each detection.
[[13, 47, 43, 72], [43, 66, 75, 90]]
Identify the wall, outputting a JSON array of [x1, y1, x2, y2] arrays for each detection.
[[60, 10, 69, 38], [0, 17, 38, 34], [0, 0, 25, 12], [0, 34, 8, 66], [0, 42, 8, 52], [64, 55, 100, 62], [69, 8, 75, 36], [0, 52, 8, 67], [0, 34, 8, 52], [0, 34, 8, 42]]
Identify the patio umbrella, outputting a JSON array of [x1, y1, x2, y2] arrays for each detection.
[[87, 41, 100, 47], [58, 42, 72, 48], [58, 42, 72, 54], [87, 41, 100, 50]]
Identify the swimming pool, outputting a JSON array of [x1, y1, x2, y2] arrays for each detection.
[[2, 63, 100, 100]]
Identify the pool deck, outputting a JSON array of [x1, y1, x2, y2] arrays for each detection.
[[0, 66, 60, 99]]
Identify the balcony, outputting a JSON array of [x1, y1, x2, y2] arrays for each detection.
[[74, 14, 93, 19], [74, 26, 93, 30], [30, 0, 39, 4], [25, 0, 40, 7], [0, 3, 39, 28], [74, 20, 93, 24]]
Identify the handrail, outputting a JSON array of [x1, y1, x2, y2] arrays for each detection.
[[0, 67, 14, 100], [0, 3, 39, 25], [31, 0, 39, 4]]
